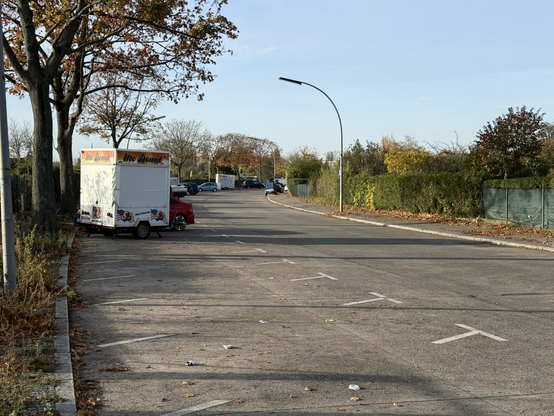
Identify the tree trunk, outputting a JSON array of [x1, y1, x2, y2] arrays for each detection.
[[29, 81, 57, 232], [56, 108, 76, 215]]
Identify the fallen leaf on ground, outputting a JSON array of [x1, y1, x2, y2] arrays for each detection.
[[183, 393, 195, 398], [350, 397, 360, 401]]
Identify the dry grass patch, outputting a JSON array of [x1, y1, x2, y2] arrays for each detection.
[[0, 222, 69, 415]]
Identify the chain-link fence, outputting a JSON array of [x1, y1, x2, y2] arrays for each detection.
[[483, 187, 554, 228], [289, 184, 310, 200]]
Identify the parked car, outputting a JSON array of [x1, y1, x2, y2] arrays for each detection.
[[242, 180, 264, 189], [169, 196, 195, 230], [275, 179, 287, 192], [171, 184, 189, 198], [182, 182, 199, 195], [198, 182, 218, 192]]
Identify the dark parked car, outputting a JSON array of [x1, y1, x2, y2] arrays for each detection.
[[242, 180, 264, 189], [180, 182, 199, 195]]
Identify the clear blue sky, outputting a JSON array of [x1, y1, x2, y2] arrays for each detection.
[[7, 0, 554, 158]]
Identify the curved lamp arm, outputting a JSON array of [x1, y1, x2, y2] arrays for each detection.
[[279, 77, 344, 212]]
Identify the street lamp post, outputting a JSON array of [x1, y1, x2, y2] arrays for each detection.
[[278, 77, 343, 212]]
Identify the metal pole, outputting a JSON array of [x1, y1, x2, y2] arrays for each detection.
[[273, 149, 276, 180], [0, 2, 18, 294], [278, 77, 344, 212]]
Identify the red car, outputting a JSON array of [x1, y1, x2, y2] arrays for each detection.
[[169, 196, 194, 230]]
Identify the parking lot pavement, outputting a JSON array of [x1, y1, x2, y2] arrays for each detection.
[[70, 191, 554, 415], [267, 193, 554, 252]]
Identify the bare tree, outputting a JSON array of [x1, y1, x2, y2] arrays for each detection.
[[78, 78, 161, 149], [8, 119, 33, 161], [198, 133, 222, 180], [151, 120, 209, 182], [249, 138, 279, 180]]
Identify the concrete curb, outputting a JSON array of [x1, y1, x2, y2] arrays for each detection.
[[267, 196, 554, 253], [55, 232, 77, 416]]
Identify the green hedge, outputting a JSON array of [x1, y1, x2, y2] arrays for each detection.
[[287, 178, 309, 186], [483, 176, 554, 189], [312, 171, 483, 218]]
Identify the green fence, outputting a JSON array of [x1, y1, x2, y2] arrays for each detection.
[[289, 184, 310, 199], [483, 187, 554, 228]]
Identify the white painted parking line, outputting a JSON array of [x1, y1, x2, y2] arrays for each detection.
[[98, 334, 173, 348], [161, 400, 230, 416], [235, 248, 267, 254], [291, 272, 338, 281], [258, 259, 296, 265], [204, 234, 230, 237], [80, 260, 124, 265], [82, 274, 136, 282], [94, 298, 148, 306], [343, 298, 385, 305], [432, 324, 507, 344], [342, 292, 403, 305], [456, 324, 508, 341], [236, 240, 245, 244]]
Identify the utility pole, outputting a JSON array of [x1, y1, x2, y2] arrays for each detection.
[[0, 1, 17, 294]]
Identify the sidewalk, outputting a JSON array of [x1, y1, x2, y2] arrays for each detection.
[[267, 193, 554, 253]]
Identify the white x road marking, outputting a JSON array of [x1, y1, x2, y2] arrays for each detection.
[[291, 272, 338, 281], [343, 292, 402, 305], [258, 259, 296, 265], [432, 324, 508, 344]]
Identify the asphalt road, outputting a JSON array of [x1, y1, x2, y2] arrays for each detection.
[[72, 190, 554, 415]]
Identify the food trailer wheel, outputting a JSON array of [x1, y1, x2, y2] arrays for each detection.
[[133, 222, 151, 239]]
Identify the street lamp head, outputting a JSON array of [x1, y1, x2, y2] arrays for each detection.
[[279, 77, 303, 85]]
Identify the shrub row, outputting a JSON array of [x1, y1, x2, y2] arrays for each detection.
[[483, 176, 554, 189], [311, 171, 483, 218]]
